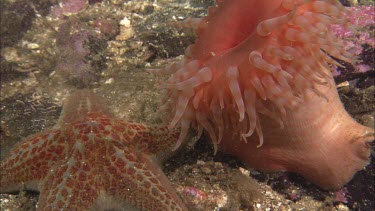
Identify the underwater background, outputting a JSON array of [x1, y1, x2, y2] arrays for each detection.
[[0, 0, 374, 210]]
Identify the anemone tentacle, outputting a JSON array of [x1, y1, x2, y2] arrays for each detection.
[[157, 0, 355, 151]]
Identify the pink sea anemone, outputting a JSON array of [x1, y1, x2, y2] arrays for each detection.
[[156, 0, 374, 189], [161, 0, 355, 149]]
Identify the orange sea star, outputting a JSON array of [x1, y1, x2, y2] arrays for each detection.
[[0, 90, 187, 210]]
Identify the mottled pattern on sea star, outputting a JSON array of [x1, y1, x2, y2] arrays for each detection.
[[0, 90, 187, 210]]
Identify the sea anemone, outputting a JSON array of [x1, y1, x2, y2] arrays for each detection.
[[156, 0, 374, 189], [160, 0, 354, 150]]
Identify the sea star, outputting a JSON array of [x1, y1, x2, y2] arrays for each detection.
[[0, 90, 187, 210]]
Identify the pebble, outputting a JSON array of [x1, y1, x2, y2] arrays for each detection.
[[105, 78, 114, 84], [120, 17, 131, 27], [360, 114, 374, 129], [26, 43, 40, 49], [200, 166, 212, 175], [116, 17, 135, 41], [3, 47, 21, 62], [22, 74, 38, 86]]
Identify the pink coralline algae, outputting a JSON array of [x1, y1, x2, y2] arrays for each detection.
[[50, 0, 103, 18], [51, 0, 87, 18], [334, 187, 349, 204], [54, 16, 111, 87], [330, 5, 375, 74], [54, 19, 96, 86], [331, 5, 375, 48]]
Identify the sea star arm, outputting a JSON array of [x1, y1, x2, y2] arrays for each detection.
[[0, 129, 67, 193], [37, 145, 101, 210], [2, 90, 188, 210], [123, 123, 182, 162], [140, 125, 181, 154], [100, 146, 187, 211]]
